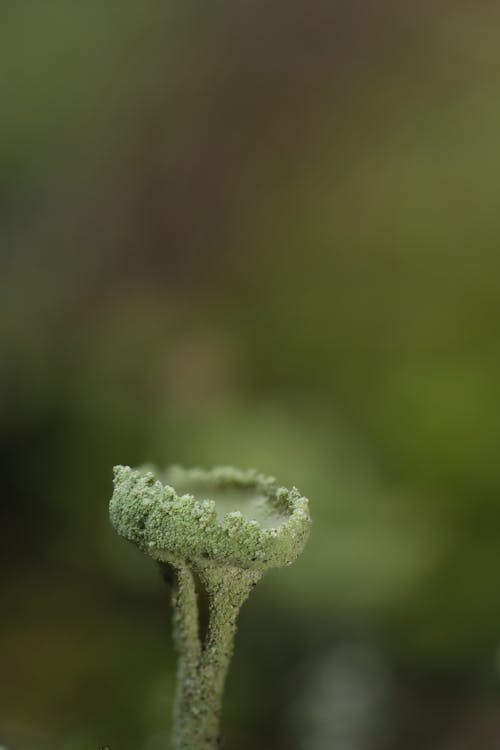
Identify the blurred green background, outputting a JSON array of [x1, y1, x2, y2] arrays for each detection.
[[2, 2, 500, 748]]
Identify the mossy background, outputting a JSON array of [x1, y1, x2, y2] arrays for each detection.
[[2, 2, 500, 748]]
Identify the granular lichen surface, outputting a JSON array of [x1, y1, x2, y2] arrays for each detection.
[[110, 464, 311, 750]]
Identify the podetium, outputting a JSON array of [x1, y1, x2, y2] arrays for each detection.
[[110, 464, 311, 750]]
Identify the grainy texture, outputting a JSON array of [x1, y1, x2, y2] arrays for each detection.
[[110, 465, 311, 750]]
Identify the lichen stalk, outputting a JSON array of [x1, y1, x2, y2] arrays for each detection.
[[170, 563, 202, 747], [109, 464, 311, 750], [171, 564, 260, 749]]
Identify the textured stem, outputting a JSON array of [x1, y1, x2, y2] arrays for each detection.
[[170, 563, 260, 750], [170, 563, 202, 749]]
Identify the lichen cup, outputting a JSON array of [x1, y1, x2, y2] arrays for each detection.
[[110, 465, 311, 750]]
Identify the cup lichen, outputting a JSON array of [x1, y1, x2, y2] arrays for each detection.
[[110, 464, 311, 749]]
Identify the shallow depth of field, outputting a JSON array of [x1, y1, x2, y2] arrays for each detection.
[[2, 3, 500, 749]]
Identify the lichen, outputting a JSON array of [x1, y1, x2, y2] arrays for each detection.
[[110, 464, 311, 749]]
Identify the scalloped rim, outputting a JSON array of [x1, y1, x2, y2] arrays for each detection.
[[111, 464, 311, 569]]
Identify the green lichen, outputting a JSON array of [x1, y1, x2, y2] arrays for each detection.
[[110, 464, 311, 750]]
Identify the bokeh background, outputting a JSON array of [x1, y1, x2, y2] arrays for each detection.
[[2, 2, 500, 748]]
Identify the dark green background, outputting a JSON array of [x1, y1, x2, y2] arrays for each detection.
[[2, 2, 500, 748]]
